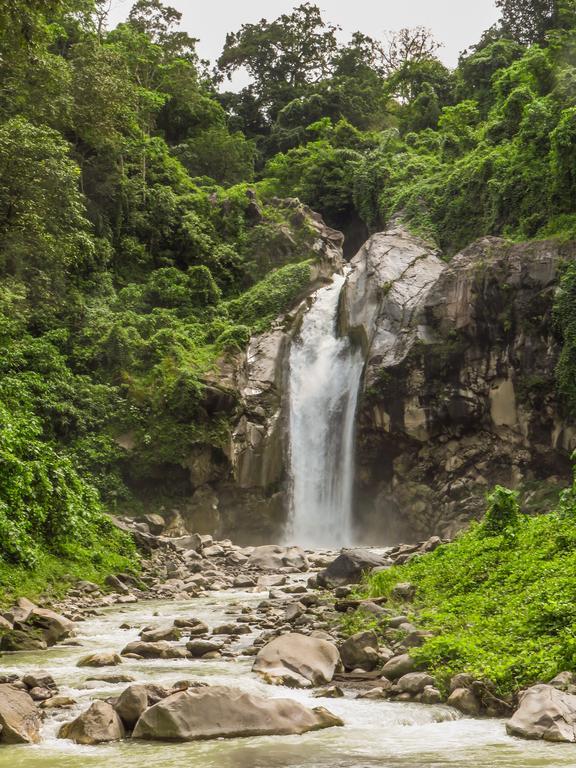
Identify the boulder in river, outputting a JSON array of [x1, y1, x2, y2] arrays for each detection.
[[253, 632, 340, 687], [77, 651, 123, 668], [121, 641, 189, 659], [0, 684, 42, 744], [246, 545, 309, 571], [317, 549, 391, 588], [506, 684, 576, 742], [132, 685, 343, 741], [140, 625, 181, 643], [59, 700, 126, 745], [114, 685, 149, 730]]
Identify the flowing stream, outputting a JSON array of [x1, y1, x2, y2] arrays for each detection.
[[0, 588, 574, 767], [286, 274, 364, 548]]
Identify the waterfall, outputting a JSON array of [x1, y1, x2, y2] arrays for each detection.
[[286, 273, 364, 548]]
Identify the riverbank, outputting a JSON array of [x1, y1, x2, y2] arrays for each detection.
[[1, 532, 576, 766]]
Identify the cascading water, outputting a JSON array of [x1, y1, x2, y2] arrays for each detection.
[[286, 273, 364, 548]]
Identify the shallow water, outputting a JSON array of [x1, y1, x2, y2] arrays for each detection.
[[1, 589, 576, 768]]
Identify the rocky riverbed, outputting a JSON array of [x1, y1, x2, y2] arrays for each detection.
[[0, 524, 576, 766]]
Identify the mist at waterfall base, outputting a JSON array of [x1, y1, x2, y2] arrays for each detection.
[[285, 274, 365, 549]]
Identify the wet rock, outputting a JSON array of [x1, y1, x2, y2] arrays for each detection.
[[422, 686, 443, 704], [140, 625, 181, 643], [357, 683, 392, 700], [121, 641, 189, 659], [132, 686, 343, 741], [253, 632, 340, 688], [339, 631, 380, 672], [447, 687, 481, 716], [213, 623, 251, 636], [381, 654, 416, 680], [104, 575, 130, 595], [22, 672, 56, 691], [24, 607, 75, 646], [312, 686, 344, 699], [87, 674, 135, 684], [506, 684, 576, 742], [186, 639, 223, 658], [317, 549, 391, 588], [77, 651, 123, 668], [40, 696, 77, 709], [396, 672, 435, 695], [0, 685, 42, 744], [247, 545, 309, 572], [59, 700, 125, 745], [114, 685, 149, 730], [1, 629, 47, 652]]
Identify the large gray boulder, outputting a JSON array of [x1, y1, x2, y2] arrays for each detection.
[[253, 632, 340, 687], [0, 685, 42, 744], [317, 549, 391, 588], [59, 700, 125, 744], [246, 545, 309, 571], [132, 686, 343, 741], [506, 684, 576, 742]]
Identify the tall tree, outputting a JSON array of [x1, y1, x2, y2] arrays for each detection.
[[496, 0, 559, 44], [217, 3, 340, 120]]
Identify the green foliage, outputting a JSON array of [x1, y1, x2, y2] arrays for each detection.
[[483, 484, 522, 538], [361, 482, 576, 695]]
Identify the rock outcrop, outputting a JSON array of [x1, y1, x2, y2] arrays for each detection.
[[132, 686, 343, 741], [346, 228, 576, 542]]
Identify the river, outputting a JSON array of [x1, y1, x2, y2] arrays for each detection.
[[0, 585, 574, 767]]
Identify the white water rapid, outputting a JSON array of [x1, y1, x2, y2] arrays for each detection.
[[286, 273, 364, 548]]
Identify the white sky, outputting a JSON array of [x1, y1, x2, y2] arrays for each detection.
[[106, 0, 501, 86]]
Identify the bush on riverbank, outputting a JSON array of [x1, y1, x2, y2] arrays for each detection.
[[358, 477, 576, 696]]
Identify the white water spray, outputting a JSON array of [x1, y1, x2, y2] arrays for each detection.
[[286, 273, 364, 548]]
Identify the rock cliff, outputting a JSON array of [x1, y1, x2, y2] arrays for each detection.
[[180, 204, 345, 543], [347, 228, 576, 543]]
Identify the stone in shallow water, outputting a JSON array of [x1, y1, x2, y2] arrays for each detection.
[[132, 686, 343, 741], [253, 632, 340, 688], [506, 684, 576, 742]]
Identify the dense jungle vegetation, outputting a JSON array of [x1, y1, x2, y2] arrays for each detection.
[[2, 0, 576, 593]]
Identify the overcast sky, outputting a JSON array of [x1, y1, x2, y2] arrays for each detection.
[[106, 0, 500, 84]]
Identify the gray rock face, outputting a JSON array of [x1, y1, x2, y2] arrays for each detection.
[[132, 686, 343, 741], [0, 685, 42, 744], [59, 700, 125, 744], [506, 684, 576, 742], [317, 549, 391, 588], [253, 632, 340, 688], [348, 229, 576, 542]]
